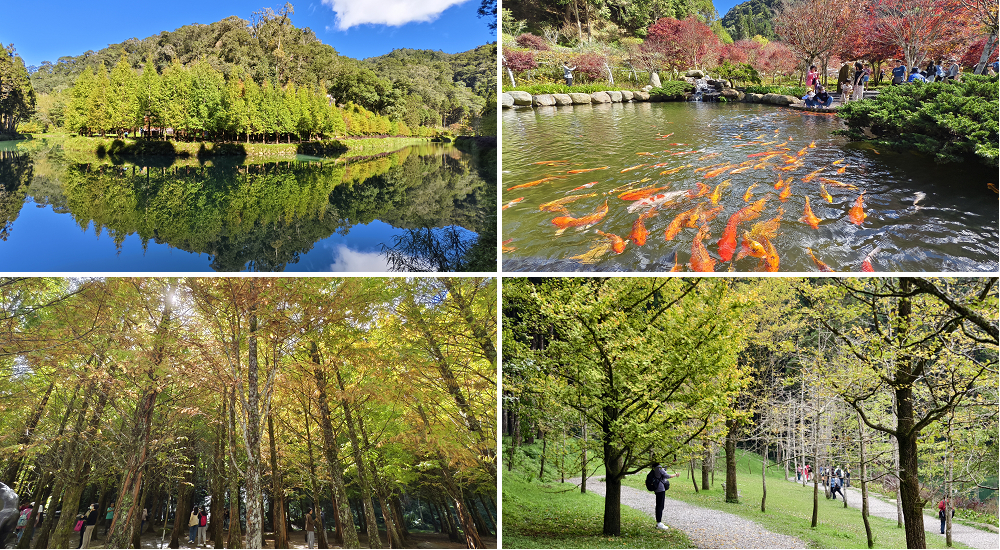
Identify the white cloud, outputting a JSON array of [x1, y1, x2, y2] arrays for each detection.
[[322, 0, 469, 30], [329, 245, 391, 272]]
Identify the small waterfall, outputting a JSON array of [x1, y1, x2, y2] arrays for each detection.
[[693, 78, 709, 101]]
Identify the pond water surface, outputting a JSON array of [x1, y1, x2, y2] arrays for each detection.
[[502, 102, 998, 272], [0, 139, 493, 272]]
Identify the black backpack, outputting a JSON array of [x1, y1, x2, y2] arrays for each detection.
[[645, 470, 657, 491]]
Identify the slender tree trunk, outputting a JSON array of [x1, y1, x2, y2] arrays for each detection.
[[243, 307, 265, 549], [228, 387, 245, 550], [760, 430, 767, 512], [811, 406, 820, 528], [580, 416, 587, 494], [689, 458, 699, 492], [725, 419, 739, 503], [702, 440, 711, 490], [169, 470, 194, 549], [268, 413, 287, 549], [211, 394, 227, 549], [858, 413, 873, 549], [304, 404, 329, 549]]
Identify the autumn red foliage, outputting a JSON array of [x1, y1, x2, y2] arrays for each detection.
[[502, 48, 538, 73], [572, 52, 609, 81], [960, 35, 999, 67], [647, 16, 721, 70], [516, 33, 550, 51]]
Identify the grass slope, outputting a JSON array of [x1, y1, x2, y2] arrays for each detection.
[[620, 449, 968, 549]]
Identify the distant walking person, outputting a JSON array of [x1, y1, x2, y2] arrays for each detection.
[[305, 508, 316, 549], [830, 474, 845, 501], [188, 508, 199, 544], [197, 508, 208, 546], [938, 498, 954, 534], [104, 504, 114, 535], [81, 504, 99, 549], [561, 62, 577, 86], [646, 463, 680, 531]]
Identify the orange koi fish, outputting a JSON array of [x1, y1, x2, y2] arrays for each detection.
[[819, 183, 833, 203], [698, 152, 721, 161], [539, 193, 597, 212], [831, 159, 844, 165], [626, 190, 688, 213], [684, 203, 706, 228], [729, 166, 753, 175], [652, 162, 671, 168], [807, 248, 835, 272], [636, 152, 656, 156], [596, 230, 627, 254], [802, 167, 825, 183], [748, 150, 787, 158], [753, 134, 766, 140], [507, 175, 567, 190], [620, 164, 647, 173], [836, 166, 846, 174], [660, 132, 675, 138], [799, 196, 821, 229], [753, 161, 774, 170], [759, 238, 780, 272], [808, 141, 816, 148], [531, 160, 570, 165], [609, 182, 638, 194], [778, 161, 802, 171], [628, 211, 655, 246], [779, 179, 794, 202], [551, 200, 609, 230], [820, 177, 857, 189], [502, 197, 525, 210], [744, 183, 758, 202], [751, 208, 783, 241], [670, 150, 698, 155], [566, 166, 609, 174], [670, 252, 684, 272], [783, 154, 799, 164], [689, 224, 716, 272], [737, 231, 768, 261], [774, 177, 787, 190], [704, 164, 735, 178], [569, 242, 612, 264], [988, 182, 999, 194], [710, 180, 732, 205], [664, 207, 696, 241], [688, 182, 711, 198], [717, 197, 769, 262], [848, 193, 866, 225], [701, 205, 724, 224], [861, 246, 880, 272], [695, 162, 727, 173], [571, 181, 598, 191], [619, 185, 669, 201], [501, 238, 516, 253]]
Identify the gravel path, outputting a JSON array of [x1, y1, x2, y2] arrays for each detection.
[[785, 478, 999, 549], [569, 477, 805, 549]]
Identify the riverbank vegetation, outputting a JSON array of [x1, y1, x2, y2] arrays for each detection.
[[9, 4, 497, 143], [0, 277, 496, 549], [837, 74, 999, 165], [503, 277, 998, 549]]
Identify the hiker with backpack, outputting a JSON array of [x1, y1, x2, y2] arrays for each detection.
[[646, 463, 680, 531]]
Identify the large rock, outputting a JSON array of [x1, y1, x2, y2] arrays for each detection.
[[501, 92, 514, 108], [633, 91, 650, 101], [762, 93, 795, 106], [685, 77, 697, 86], [568, 93, 593, 105], [552, 93, 573, 106], [533, 94, 556, 106], [650, 72, 662, 88], [720, 88, 743, 101], [607, 90, 623, 102], [621, 90, 634, 101], [641, 85, 653, 92], [508, 90, 533, 106], [591, 91, 611, 103], [685, 69, 705, 78]]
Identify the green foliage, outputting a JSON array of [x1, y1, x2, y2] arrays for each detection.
[[836, 75, 999, 165], [743, 84, 807, 97], [0, 43, 36, 137], [503, 83, 643, 94], [714, 60, 761, 88], [648, 80, 696, 100], [720, 0, 780, 41]]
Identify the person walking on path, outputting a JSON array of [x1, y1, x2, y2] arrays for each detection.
[[197, 508, 208, 546], [648, 463, 681, 531], [938, 498, 954, 534], [305, 508, 316, 549], [830, 474, 845, 501], [188, 507, 199, 544], [561, 62, 577, 86], [81, 504, 99, 549]]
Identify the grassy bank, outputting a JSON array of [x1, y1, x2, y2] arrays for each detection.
[[503, 439, 694, 549], [58, 135, 431, 161], [620, 450, 968, 549]]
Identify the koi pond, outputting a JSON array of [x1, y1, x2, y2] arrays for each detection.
[[0, 138, 494, 272], [501, 101, 998, 272]]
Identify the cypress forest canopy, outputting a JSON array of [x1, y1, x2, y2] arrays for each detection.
[[503, 277, 998, 549], [18, 4, 497, 139], [0, 277, 497, 549]]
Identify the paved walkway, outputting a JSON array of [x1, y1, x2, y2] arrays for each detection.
[[785, 478, 999, 549], [569, 477, 805, 549]]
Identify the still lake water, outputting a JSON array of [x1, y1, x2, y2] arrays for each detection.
[[0, 139, 493, 272], [502, 101, 998, 272]]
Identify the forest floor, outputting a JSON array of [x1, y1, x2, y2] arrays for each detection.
[[784, 477, 999, 549], [570, 476, 806, 549], [61, 529, 496, 549]]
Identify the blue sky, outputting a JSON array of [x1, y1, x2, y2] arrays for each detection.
[[714, 0, 744, 18], [0, 0, 495, 68]]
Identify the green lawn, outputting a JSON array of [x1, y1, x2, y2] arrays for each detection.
[[503, 475, 696, 549], [620, 450, 969, 549]]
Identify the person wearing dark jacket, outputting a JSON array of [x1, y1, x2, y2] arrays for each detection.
[[650, 463, 680, 531], [81, 504, 99, 549]]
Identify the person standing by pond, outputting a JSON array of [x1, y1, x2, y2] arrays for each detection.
[[891, 60, 907, 85], [561, 61, 576, 86], [852, 62, 867, 101], [806, 65, 820, 92], [647, 463, 680, 531]]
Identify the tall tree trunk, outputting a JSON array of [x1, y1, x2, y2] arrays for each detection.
[[268, 413, 287, 549], [974, 32, 998, 74], [811, 406, 820, 528], [228, 387, 245, 550], [169, 470, 194, 549], [332, 363, 382, 549], [580, 416, 587, 494], [310, 342, 360, 548], [211, 394, 227, 549], [894, 281, 926, 550], [858, 413, 873, 549], [725, 419, 739, 503], [243, 307, 265, 549], [760, 430, 767, 512], [701, 440, 711, 490], [304, 403, 329, 549], [1, 381, 55, 484]]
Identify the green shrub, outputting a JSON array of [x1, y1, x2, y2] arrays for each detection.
[[503, 82, 642, 94], [836, 74, 999, 165], [648, 80, 695, 100], [744, 85, 807, 97]]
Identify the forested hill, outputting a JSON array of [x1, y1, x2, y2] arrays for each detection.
[[27, 9, 495, 129], [719, 0, 783, 41]]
